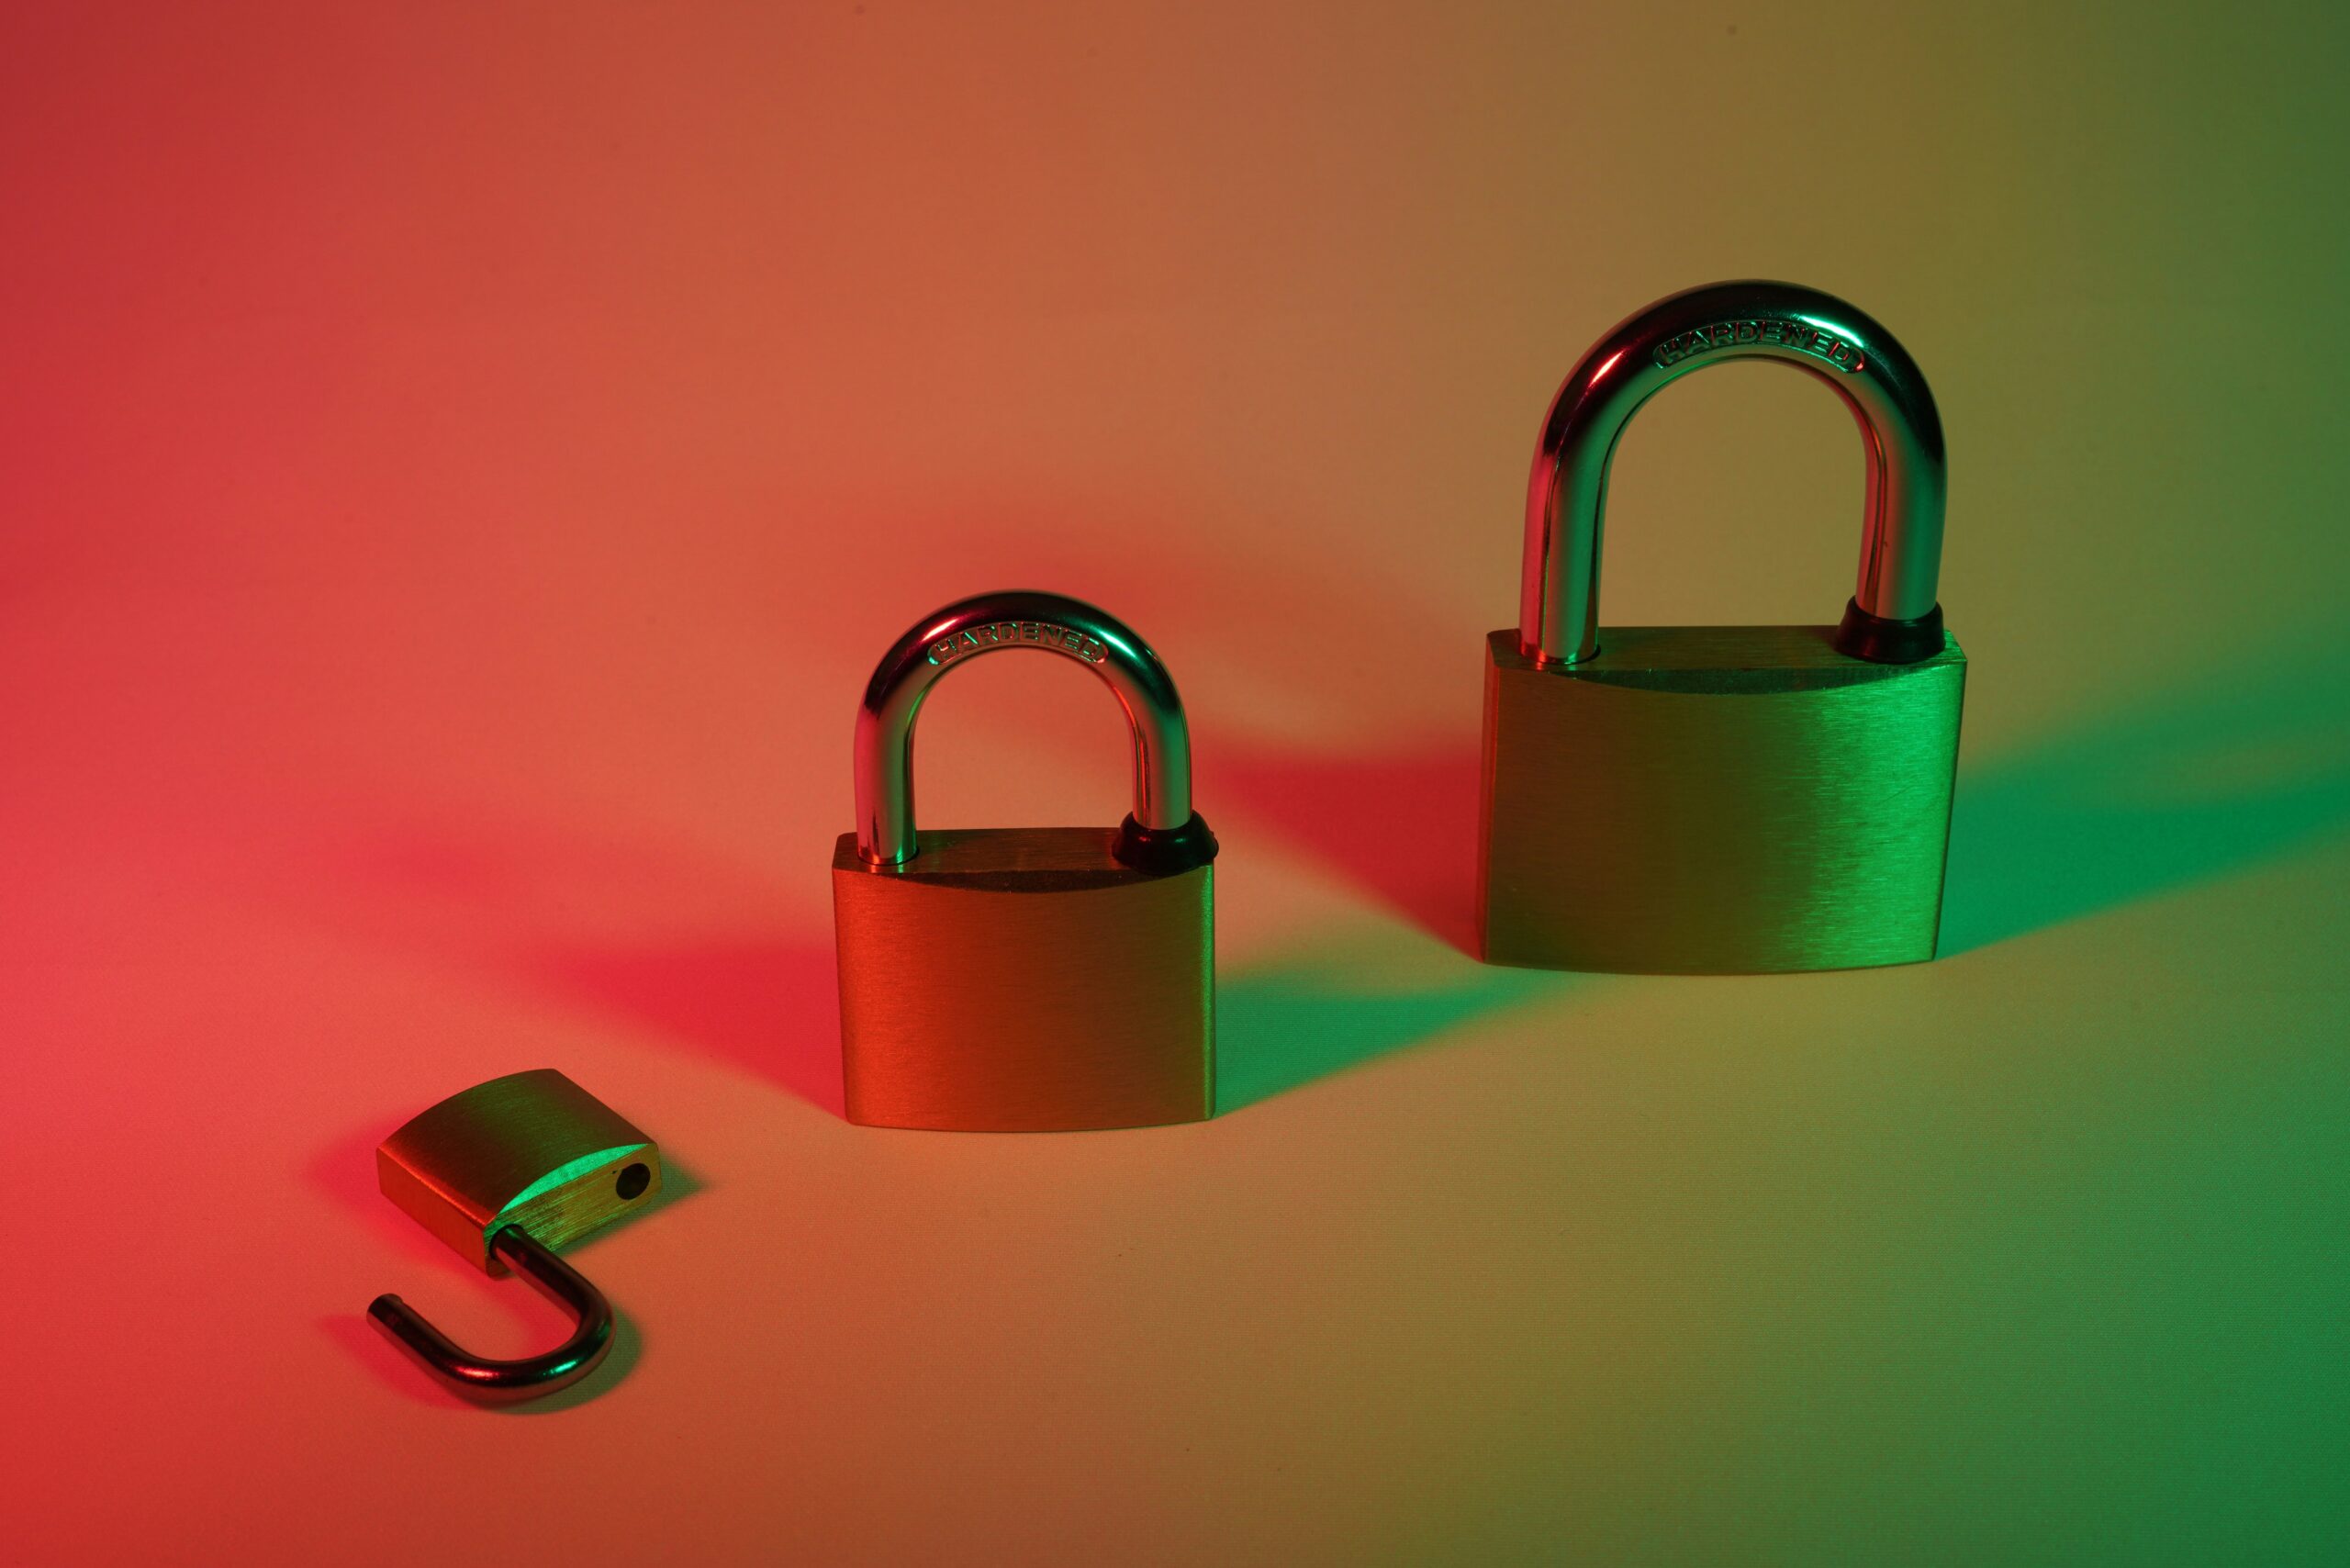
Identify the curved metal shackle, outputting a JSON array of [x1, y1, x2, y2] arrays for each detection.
[[366, 1226, 615, 1404], [1520, 280, 1948, 666], [853, 589, 1205, 867]]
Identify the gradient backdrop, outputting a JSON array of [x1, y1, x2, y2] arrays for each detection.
[[6, 3, 2348, 1563]]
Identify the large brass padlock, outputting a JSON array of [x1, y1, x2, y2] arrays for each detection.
[[366, 1069, 663, 1401], [1478, 280, 1966, 973], [832, 590, 1218, 1131]]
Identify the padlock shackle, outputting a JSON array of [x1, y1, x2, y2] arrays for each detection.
[[367, 1225, 615, 1404], [1520, 280, 1948, 666], [853, 590, 1201, 867]]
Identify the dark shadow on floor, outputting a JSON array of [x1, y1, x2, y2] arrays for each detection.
[[1940, 632, 2350, 952], [1216, 935, 1571, 1112], [525, 940, 846, 1117], [1199, 734, 1572, 1111], [1206, 738, 1484, 956], [308, 816, 848, 1115]]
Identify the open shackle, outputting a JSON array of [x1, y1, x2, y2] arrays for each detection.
[[1520, 280, 1949, 666], [364, 1069, 662, 1405], [368, 1225, 614, 1403], [852, 589, 1213, 871]]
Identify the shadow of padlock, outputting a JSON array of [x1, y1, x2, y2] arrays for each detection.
[[1478, 281, 1967, 973], [831, 591, 1218, 1131]]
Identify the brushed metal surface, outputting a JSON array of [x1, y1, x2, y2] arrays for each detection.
[[833, 827, 1214, 1130], [375, 1068, 661, 1273], [1477, 626, 1965, 973]]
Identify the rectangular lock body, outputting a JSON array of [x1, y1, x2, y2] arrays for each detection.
[[375, 1069, 662, 1272], [1478, 625, 1965, 973], [832, 826, 1214, 1131]]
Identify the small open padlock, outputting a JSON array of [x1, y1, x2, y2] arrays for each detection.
[[832, 590, 1218, 1132], [366, 1069, 662, 1403]]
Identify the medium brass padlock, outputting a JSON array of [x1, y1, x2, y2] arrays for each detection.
[[1478, 280, 1966, 973], [366, 1069, 663, 1402], [832, 590, 1218, 1131]]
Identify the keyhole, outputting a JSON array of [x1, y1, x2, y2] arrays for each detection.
[[614, 1162, 650, 1201]]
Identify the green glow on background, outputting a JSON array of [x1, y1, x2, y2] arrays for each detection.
[[1942, 631, 2350, 953]]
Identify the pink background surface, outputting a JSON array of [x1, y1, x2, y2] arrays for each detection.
[[7, 4, 2347, 1562]]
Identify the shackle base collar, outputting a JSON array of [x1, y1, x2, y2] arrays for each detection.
[[1833, 599, 1947, 666], [1112, 811, 1218, 876]]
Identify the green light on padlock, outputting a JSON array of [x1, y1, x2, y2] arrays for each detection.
[[366, 1069, 663, 1403], [1477, 280, 1967, 973]]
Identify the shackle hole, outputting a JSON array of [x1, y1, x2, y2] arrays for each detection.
[[615, 1163, 651, 1201]]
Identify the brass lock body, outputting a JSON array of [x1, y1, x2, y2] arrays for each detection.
[[833, 591, 1216, 1131], [377, 1067, 661, 1271], [1479, 281, 1966, 973], [368, 1069, 662, 1402]]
